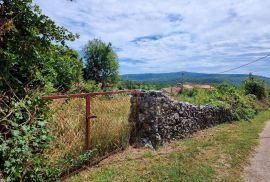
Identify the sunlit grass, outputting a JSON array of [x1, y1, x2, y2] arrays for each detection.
[[43, 94, 130, 171], [91, 95, 130, 154], [68, 110, 270, 182]]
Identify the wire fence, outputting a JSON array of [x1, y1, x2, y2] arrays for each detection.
[[90, 94, 131, 154], [44, 98, 86, 172], [42, 91, 134, 178]]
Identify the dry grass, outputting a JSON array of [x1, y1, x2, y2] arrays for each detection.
[[43, 94, 131, 170], [91, 95, 131, 153]]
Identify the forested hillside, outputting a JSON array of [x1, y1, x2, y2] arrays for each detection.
[[122, 72, 270, 85]]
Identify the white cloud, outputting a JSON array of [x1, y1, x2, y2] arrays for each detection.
[[34, 0, 270, 76]]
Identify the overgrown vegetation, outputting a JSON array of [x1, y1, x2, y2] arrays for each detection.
[[0, 95, 51, 181], [0, 0, 124, 180], [243, 74, 267, 100], [68, 81, 101, 93], [43, 95, 130, 179], [172, 77, 270, 121], [0, 0, 82, 181], [0, 0, 81, 95]]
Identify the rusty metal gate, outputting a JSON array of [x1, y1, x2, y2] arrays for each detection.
[[43, 90, 136, 149], [42, 90, 137, 179]]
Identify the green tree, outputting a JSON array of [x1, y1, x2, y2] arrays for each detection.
[[0, 0, 82, 180], [83, 39, 119, 88], [52, 46, 83, 91], [0, 0, 81, 96], [243, 74, 266, 100]]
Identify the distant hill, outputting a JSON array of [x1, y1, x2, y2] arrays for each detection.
[[121, 72, 270, 85]]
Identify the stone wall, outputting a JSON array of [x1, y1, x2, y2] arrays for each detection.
[[129, 90, 232, 149]]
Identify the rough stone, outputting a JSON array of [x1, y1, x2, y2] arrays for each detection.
[[129, 90, 232, 149]]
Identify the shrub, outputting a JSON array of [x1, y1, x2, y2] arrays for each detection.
[[173, 83, 260, 121], [182, 87, 198, 97], [68, 81, 101, 93], [243, 76, 266, 100], [0, 0, 80, 96], [212, 84, 257, 120], [52, 47, 83, 91], [0, 95, 51, 181]]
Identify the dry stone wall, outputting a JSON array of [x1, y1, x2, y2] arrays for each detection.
[[129, 90, 232, 149]]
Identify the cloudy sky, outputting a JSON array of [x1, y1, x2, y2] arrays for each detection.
[[34, 0, 270, 76]]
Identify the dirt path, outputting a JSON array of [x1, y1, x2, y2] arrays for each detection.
[[244, 120, 270, 182]]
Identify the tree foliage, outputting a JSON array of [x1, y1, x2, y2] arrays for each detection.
[[0, 0, 81, 96], [51, 46, 83, 91], [83, 39, 119, 88], [243, 74, 266, 100], [0, 0, 82, 180]]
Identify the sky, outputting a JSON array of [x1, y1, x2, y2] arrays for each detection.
[[34, 0, 270, 77]]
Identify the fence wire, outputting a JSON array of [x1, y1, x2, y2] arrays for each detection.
[[43, 93, 131, 175], [90, 94, 131, 154]]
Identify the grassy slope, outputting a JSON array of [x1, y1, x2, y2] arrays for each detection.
[[68, 110, 270, 182]]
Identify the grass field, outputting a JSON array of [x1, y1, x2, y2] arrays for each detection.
[[67, 109, 270, 182]]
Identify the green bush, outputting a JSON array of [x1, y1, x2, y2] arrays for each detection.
[[68, 81, 101, 93], [181, 87, 198, 97], [0, 1, 97, 181], [0, 0, 80, 96], [243, 76, 266, 100], [173, 83, 264, 121], [214, 85, 258, 120], [52, 47, 83, 91], [0, 96, 52, 181]]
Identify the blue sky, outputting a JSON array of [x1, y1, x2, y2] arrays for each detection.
[[34, 0, 270, 77]]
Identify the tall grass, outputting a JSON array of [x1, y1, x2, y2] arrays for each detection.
[[43, 94, 131, 172], [91, 95, 131, 153]]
